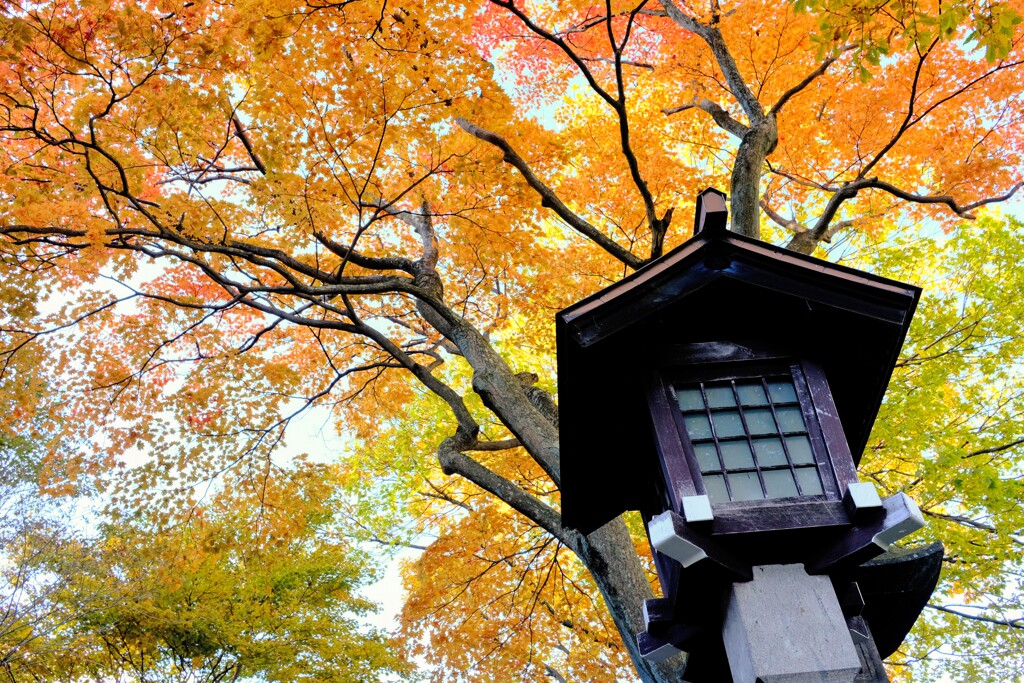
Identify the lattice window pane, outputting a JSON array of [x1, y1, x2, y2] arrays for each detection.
[[684, 413, 713, 439], [736, 382, 768, 405], [694, 443, 720, 472], [775, 406, 806, 433], [729, 472, 764, 501], [705, 385, 736, 408], [677, 388, 704, 411], [745, 408, 777, 435], [675, 373, 826, 503], [721, 441, 755, 469], [713, 410, 745, 438], [753, 438, 787, 467], [795, 467, 823, 496], [704, 475, 728, 503], [763, 469, 799, 499], [786, 435, 814, 465], [767, 380, 798, 403]]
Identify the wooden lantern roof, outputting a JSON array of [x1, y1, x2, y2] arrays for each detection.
[[557, 189, 921, 534]]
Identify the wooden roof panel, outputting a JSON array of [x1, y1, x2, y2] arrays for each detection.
[[557, 216, 920, 534]]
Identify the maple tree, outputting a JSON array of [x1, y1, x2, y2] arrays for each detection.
[[2, 0, 1024, 681], [1, 450, 408, 682], [0, 436, 98, 677]]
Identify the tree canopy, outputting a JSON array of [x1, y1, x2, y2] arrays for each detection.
[[1, 444, 410, 682], [2, 0, 1024, 681]]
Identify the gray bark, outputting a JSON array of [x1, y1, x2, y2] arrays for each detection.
[[573, 519, 688, 682], [730, 116, 778, 239], [399, 214, 684, 679], [425, 300, 683, 679], [658, 1, 775, 241]]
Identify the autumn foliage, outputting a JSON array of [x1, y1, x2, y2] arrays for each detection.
[[2, 0, 1024, 681]]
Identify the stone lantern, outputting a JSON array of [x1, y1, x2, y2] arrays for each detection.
[[556, 189, 942, 682]]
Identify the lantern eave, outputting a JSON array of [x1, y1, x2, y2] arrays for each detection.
[[557, 226, 920, 535]]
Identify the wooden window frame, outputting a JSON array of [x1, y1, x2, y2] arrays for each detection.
[[647, 353, 860, 531]]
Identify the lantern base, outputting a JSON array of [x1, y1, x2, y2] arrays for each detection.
[[722, 564, 861, 683]]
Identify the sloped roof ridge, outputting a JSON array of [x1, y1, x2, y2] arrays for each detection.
[[560, 229, 917, 325]]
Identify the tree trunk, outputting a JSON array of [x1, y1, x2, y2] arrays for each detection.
[[729, 115, 778, 239], [574, 518, 687, 682], [415, 228, 687, 681]]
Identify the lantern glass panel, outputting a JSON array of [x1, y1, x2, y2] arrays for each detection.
[[729, 472, 764, 501], [677, 389, 704, 411], [684, 413, 713, 439], [744, 409, 777, 435], [736, 382, 769, 405], [721, 441, 755, 469], [753, 438, 787, 467], [796, 467, 824, 496], [776, 406, 806, 433], [704, 475, 728, 503], [786, 435, 814, 465], [763, 469, 799, 499], [712, 410, 745, 438], [705, 385, 736, 408], [674, 371, 832, 504], [767, 380, 798, 403], [694, 443, 720, 472]]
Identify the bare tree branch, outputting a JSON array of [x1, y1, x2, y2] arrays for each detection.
[[231, 114, 267, 175], [544, 663, 569, 683], [468, 438, 522, 452], [759, 199, 806, 234], [780, 44, 1024, 251], [658, 0, 765, 124], [486, 0, 671, 260], [770, 44, 855, 115], [657, 0, 775, 238], [926, 603, 1024, 629], [856, 38, 940, 181], [487, 0, 617, 108], [438, 436, 572, 546], [581, 56, 654, 70], [761, 199, 854, 249], [455, 118, 644, 269], [664, 97, 749, 139], [603, 0, 673, 259], [964, 437, 1024, 459], [786, 179, 1024, 254], [312, 229, 416, 274]]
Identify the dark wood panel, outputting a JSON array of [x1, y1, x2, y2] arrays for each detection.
[[709, 499, 850, 535]]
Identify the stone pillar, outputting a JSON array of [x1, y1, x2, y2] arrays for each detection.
[[722, 564, 862, 683]]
